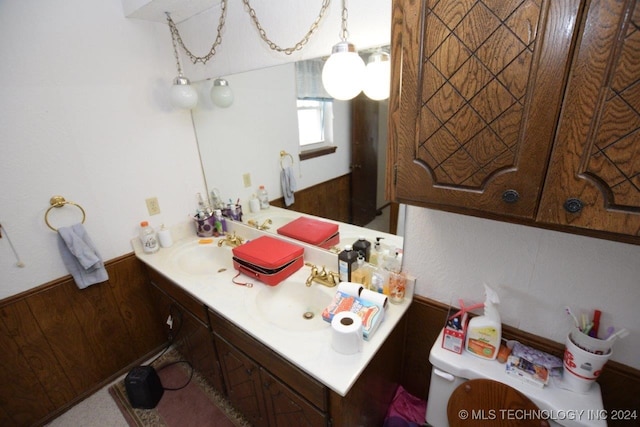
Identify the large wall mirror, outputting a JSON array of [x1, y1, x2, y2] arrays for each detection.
[[190, 48, 404, 251]]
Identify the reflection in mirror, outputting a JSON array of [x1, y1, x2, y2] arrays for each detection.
[[191, 49, 403, 252]]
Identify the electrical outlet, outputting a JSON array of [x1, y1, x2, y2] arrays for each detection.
[[243, 173, 252, 188], [146, 197, 161, 216]]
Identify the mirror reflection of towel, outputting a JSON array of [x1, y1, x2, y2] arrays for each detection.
[[57, 223, 108, 289], [281, 166, 297, 207]]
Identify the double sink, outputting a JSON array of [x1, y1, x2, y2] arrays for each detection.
[[170, 236, 334, 333]]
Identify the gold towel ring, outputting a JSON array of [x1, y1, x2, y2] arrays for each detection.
[[280, 150, 294, 169], [45, 195, 86, 231]]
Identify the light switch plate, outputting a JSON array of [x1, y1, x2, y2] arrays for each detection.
[[243, 173, 252, 188], [146, 197, 161, 216]]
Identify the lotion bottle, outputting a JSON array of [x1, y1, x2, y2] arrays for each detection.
[[465, 284, 501, 360]]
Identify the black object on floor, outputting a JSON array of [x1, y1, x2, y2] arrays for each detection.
[[124, 365, 164, 409]]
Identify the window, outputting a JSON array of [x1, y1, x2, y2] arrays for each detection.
[[297, 99, 333, 148]]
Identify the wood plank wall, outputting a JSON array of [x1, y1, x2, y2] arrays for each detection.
[[0, 254, 167, 427], [270, 174, 351, 224], [2, 252, 638, 426], [403, 296, 640, 427]]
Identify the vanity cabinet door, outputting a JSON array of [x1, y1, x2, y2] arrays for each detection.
[[537, 0, 640, 237], [147, 269, 224, 393], [215, 335, 269, 427], [388, 0, 581, 219], [260, 368, 328, 427]]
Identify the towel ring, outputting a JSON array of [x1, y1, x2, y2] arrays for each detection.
[[45, 195, 86, 231], [280, 150, 294, 170]]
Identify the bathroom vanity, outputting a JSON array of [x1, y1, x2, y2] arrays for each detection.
[[133, 216, 412, 426]]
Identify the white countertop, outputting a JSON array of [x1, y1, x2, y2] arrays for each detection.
[[132, 218, 413, 397]]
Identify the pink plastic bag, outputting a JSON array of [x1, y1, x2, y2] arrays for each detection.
[[385, 385, 427, 424]]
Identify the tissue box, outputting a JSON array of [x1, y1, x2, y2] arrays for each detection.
[[442, 308, 469, 354], [322, 291, 383, 340], [506, 355, 548, 387], [511, 342, 563, 378]]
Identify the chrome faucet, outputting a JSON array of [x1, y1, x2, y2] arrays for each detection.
[[305, 262, 339, 287], [247, 218, 272, 230], [217, 231, 244, 248]]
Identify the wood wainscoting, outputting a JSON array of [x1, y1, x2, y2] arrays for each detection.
[[402, 296, 640, 426], [270, 174, 351, 224], [3, 255, 639, 426], [0, 254, 167, 427]]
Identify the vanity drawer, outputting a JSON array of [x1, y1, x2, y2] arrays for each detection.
[[208, 308, 328, 412]]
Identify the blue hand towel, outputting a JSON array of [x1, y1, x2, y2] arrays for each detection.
[[57, 223, 109, 289], [280, 166, 297, 207]]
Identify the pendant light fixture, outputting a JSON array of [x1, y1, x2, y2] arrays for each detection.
[[166, 12, 198, 109], [321, 0, 365, 100], [210, 78, 234, 108], [363, 49, 391, 101]]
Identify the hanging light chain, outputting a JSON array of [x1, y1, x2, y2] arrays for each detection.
[[165, 0, 227, 65], [242, 0, 331, 55], [167, 13, 185, 76], [340, 0, 350, 42]]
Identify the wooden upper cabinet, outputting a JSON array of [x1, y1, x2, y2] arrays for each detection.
[[537, 0, 640, 237], [389, 0, 582, 219]]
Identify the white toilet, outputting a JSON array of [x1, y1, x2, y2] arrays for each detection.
[[426, 329, 606, 427]]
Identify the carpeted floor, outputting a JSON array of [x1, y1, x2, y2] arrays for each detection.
[[109, 349, 250, 427]]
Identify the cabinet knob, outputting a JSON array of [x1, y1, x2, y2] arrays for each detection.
[[563, 198, 584, 214], [502, 189, 520, 204]]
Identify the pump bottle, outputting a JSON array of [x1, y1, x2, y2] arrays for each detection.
[[465, 284, 501, 360]]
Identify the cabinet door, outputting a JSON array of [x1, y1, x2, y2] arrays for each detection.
[[215, 335, 269, 427], [389, 0, 581, 218], [260, 368, 328, 427], [538, 0, 640, 237]]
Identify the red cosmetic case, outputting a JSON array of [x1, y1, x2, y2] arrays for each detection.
[[276, 217, 340, 249], [232, 235, 304, 286]]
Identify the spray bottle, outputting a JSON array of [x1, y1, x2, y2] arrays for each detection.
[[465, 284, 501, 360]]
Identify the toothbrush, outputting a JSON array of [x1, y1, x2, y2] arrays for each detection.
[[602, 326, 615, 340], [565, 306, 580, 329], [606, 328, 629, 342]]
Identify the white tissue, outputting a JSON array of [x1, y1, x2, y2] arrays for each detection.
[[337, 281, 363, 297], [331, 311, 363, 355], [360, 288, 388, 309]]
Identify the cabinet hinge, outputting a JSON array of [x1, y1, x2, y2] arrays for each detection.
[[394, 164, 398, 186]]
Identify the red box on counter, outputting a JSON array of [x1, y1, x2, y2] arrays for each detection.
[[442, 307, 469, 354], [232, 235, 304, 286], [276, 217, 340, 249]]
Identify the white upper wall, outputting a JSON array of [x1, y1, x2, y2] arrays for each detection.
[[0, 0, 204, 298]]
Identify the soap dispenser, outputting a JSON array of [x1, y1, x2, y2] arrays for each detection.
[[369, 237, 384, 266]]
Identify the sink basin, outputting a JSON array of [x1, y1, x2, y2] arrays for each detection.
[[250, 284, 333, 332], [172, 240, 233, 275]]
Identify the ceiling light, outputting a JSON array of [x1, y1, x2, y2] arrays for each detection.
[[321, 0, 365, 100], [210, 78, 233, 108], [363, 50, 390, 101]]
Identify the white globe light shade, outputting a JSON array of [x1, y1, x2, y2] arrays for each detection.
[[170, 76, 198, 109], [210, 78, 234, 108], [322, 42, 365, 100], [363, 51, 391, 100]]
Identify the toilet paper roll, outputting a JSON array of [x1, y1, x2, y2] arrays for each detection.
[[158, 228, 173, 248], [331, 311, 363, 355], [337, 281, 363, 297], [360, 288, 388, 309]]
